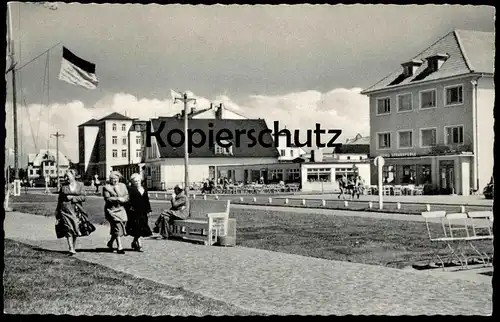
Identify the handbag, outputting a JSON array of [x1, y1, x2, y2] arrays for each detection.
[[55, 218, 66, 239], [75, 204, 96, 236]]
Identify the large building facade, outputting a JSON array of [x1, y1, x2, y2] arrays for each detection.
[[361, 30, 495, 195], [78, 112, 146, 181]]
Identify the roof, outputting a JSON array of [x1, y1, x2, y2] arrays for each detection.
[[345, 133, 370, 145], [362, 30, 495, 94], [336, 144, 370, 154], [150, 117, 280, 158], [78, 118, 100, 127], [28, 149, 70, 166], [98, 112, 133, 121]]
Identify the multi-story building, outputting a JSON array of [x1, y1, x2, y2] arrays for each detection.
[[78, 112, 146, 181], [361, 29, 494, 195], [27, 149, 70, 179]]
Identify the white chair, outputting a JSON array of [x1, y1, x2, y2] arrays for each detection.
[[421, 211, 457, 269], [393, 185, 402, 196]]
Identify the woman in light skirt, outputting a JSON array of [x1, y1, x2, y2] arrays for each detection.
[[103, 171, 129, 254]]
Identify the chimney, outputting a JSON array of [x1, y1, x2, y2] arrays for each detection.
[[311, 148, 323, 163], [401, 59, 423, 77], [215, 104, 223, 120]]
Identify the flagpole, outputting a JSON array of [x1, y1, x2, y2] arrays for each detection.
[[7, 3, 21, 198]]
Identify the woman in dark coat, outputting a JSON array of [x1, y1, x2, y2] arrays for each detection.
[[55, 169, 95, 255], [126, 173, 152, 251]]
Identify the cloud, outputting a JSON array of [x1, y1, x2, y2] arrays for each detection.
[[5, 87, 369, 164]]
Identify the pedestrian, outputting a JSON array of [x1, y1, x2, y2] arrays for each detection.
[[338, 174, 347, 199], [153, 185, 188, 239], [55, 169, 96, 255], [103, 171, 129, 254], [125, 173, 152, 252], [94, 174, 100, 194]]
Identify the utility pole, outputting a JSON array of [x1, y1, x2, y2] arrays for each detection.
[[173, 92, 196, 207], [51, 131, 65, 191]]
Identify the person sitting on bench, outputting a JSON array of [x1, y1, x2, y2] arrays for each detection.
[[153, 185, 188, 239]]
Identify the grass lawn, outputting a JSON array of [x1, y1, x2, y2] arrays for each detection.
[[3, 239, 258, 316], [11, 193, 493, 269]]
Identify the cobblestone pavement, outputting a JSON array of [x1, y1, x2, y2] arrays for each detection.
[[5, 211, 492, 315]]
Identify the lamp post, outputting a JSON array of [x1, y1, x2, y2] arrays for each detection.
[[173, 91, 196, 207]]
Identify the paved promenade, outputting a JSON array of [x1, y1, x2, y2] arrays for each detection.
[[5, 211, 492, 315]]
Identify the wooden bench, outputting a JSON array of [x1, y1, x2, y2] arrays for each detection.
[[171, 199, 230, 246]]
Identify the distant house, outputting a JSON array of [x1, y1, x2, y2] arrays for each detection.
[[361, 29, 494, 195], [27, 149, 70, 179], [144, 116, 280, 190]]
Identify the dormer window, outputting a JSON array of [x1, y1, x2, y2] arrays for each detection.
[[401, 59, 423, 77], [215, 140, 233, 155], [426, 54, 448, 72]]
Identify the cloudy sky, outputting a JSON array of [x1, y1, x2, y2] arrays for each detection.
[[5, 3, 495, 162]]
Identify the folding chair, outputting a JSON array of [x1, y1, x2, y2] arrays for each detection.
[[444, 212, 489, 269], [421, 211, 462, 269], [466, 211, 494, 265]]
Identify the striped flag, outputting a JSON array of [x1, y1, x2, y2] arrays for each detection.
[[58, 47, 99, 90], [171, 89, 183, 104]]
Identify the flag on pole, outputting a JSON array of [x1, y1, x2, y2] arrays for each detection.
[[171, 89, 183, 104], [58, 47, 99, 90]]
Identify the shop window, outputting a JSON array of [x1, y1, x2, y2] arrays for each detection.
[[382, 165, 396, 184], [285, 168, 300, 183], [307, 168, 331, 182], [401, 165, 416, 184], [269, 169, 284, 182], [420, 165, 432, 184]]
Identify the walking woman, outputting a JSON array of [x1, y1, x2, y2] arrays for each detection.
[[126, 173, 153, 252], [55, 169, 96, 255], [103, 171, 129, 254]]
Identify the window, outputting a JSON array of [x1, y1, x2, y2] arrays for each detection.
[[335, 167, 355, 182], [307, 168, 331, 182], [420, 128, 437, 147], [376, 97, 391, 115], [136, 136, 141, 145], [136, 149, 142, 158], [420, 164, 432, 184], [420, 89, 436, 109], [382, 165, 395, 184], [121, 124, 127, 131], [377, 132, 391, 149], [215, 140, 233, 155], [122, 150, 127, 158], [50, 169, 55, 174], [347, 156, 351, 160], [445, 126, 464, 145], [30, 169, 34, 175], [401, 165, 416, 184], [397, 93, 412, 112], [112, 136, 117, 144], [398, 130, 413, 148], [112, 123, 117, 131], [45, 169, 49, 175], [122, 137, 127, 145], [269, 169, 284, 182], [445, 85, 463, 106], [112, 149, 118, 158], [285, 168, 300, 183], [290, 150, 294, 158], [280, 149, 286, 157]]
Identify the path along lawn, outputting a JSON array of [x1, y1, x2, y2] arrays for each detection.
[[3, 239, 257, 316], [11, 193, 492, 269]]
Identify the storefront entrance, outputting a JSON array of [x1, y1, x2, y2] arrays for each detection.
[[439, 160, 455, 194]]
